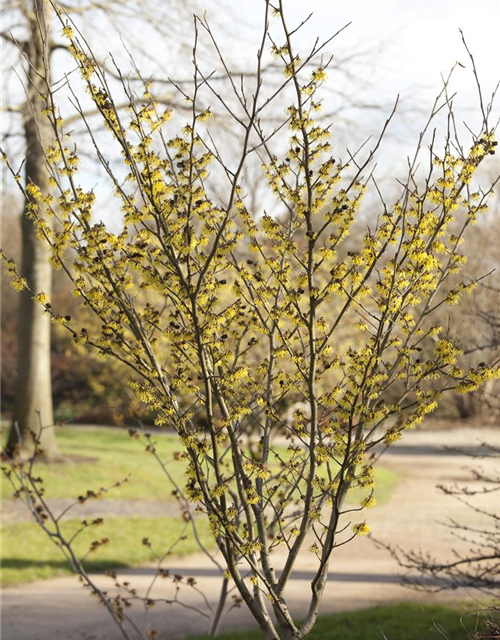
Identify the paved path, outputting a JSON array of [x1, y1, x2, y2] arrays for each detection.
[[2, 498, 183, 523], [2, 426, 499, 640]]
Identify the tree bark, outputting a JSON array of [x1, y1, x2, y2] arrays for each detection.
[[7, 0, 58, 459]]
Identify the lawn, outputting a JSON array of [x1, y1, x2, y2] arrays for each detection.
[[2, 426, 398, 585], [188, 603, 483, 640], [1, 515, 214, 586], [2, 426, 186, 502], [1, 426, 399, 504]]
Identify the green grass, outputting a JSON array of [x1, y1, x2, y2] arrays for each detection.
[[2, 426, 186, 501], [1, 426, 398, 586], [188, 603, 480, 640], [2, 426, 398, 504], [1, 515, 213, 586], [345, 467, 398, 505]]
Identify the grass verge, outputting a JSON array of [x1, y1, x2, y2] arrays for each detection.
[[2, 426, 398, 585], [2, 426, 398, 504], [2, 426, 186, 502], [2, 515, 213, 586], [188, 603, 481, 640]]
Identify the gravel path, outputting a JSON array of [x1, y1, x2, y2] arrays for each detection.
[[2, 498, 183, 523], [2, 426, 499, 640]]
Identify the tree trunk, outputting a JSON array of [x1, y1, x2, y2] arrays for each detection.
[[7, 0, 58, 459]]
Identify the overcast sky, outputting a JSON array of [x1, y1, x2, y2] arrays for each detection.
[[214, 0, 500, 106], [77, 0, 498, 220], [177, 0, 496, 187], [5, 0, 498, 218]]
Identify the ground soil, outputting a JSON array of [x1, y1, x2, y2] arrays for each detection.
[[2, 426, 499, 640]]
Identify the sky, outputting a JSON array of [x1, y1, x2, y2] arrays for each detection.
[[110, 0, 500, 223], [138, 0, 499, 174], [182, 0, 498, 166], [2, 0, 499, 221], [151, 0, 500, 198], [213, 0, 500, 106]]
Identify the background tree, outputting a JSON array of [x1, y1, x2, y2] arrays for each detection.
[[1, 0, 211, 457], [444, 175, 500, 420], [3, 0, 58, 457], [1, 0, 387, 458]]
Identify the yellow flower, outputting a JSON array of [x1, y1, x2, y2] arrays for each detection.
[[61, 25, 74, 39], [353, 522, 370, 536], [33, 291, 49, 305], [11, 276, 28, 291], [312, 68, 327, 83], [360, 495, 376, 509]]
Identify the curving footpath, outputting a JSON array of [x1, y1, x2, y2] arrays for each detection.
[[2, 426, 499, 640]]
